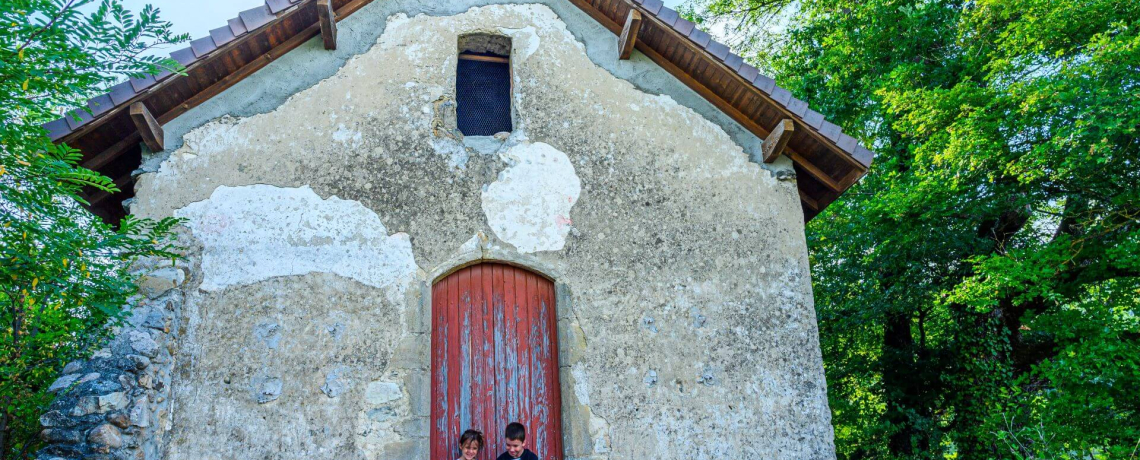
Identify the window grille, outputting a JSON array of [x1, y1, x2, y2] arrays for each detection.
[[456, 54, 512, 136]]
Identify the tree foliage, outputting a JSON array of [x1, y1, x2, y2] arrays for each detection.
[[689, 0, 1140, 458], [0, 0, 186, 457]]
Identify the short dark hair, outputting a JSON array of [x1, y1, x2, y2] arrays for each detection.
[[460, 429, 484, 449], [504, 422, 526, 442]]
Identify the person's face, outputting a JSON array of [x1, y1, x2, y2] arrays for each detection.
[[460, 440, 480, 460], [505, 438, 526, 458]]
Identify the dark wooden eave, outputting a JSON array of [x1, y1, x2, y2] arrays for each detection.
[[43, 0, 872, 224]]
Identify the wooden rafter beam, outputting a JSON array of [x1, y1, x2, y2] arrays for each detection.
[[799, 189, 820, 211], [129, 102, 163, 152], [762, 119, 794, 163], [458, 53, 509, 63], [618, 9, 642, 60], [80, 132, 140, 171], [318, 0, 337, 50], [786, 150, 841, 191]]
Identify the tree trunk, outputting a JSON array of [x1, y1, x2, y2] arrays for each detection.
[[0, 402, 10, 460], [883, 311, 924, 455]]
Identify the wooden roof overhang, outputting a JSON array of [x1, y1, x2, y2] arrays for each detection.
[[42, 0, 872, 224]]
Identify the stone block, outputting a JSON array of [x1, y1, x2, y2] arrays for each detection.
[[127, 331, 159, 358], [384, 439, 426, 459], [364, 381, 402, 404], [87, 424, 123, 448], [128, 256, 173, 276], [395, 416, 428, 436], [40, 410, 75, 428], [79, 373, 101, 385], [140, 308, 166, 331], [125, 355, 151, 371], [129, 399, 150, 428], [72, 391, 129, 416], [41, 428, 83, 443], [150, 347, 171, 365], [388, 335, 428, 370], [62, 361, 84, 374], [559, 372, 595, 458], [366, 407, 397, 422], [321, 367, 348, 399], [254, 377, 282, 404], [405, 372, 430, 417], [70, 397, 96, 417], [137, 267, 185, 298], [48, 374, 80, 394], [116, 374, 134, 392], [405, 283, 430, 334], [137, 373, 153, 389], [98, 392, 130, 413], [85, 375, 123, 395], [558, 319, 588, 366], [107, 412, 130, 429]]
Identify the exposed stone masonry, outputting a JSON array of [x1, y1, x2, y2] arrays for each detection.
[[36, 263, 187, 460]]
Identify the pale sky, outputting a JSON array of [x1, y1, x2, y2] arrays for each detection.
[[124, 0, 686, 56]]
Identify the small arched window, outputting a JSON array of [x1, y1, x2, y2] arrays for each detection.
[[456, 34, 512, 136]]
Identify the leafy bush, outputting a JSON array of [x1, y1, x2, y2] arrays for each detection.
[[0, 0, 187, 456]]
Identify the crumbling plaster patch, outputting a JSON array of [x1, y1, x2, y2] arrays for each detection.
[[482, 142, 581, 253], [175, 184, 417, 303]]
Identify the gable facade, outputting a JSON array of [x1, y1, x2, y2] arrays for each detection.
[[37, 2, 842, 459]]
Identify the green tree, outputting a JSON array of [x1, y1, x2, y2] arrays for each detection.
[[688, 0, 1140, 458], [0, 0, 186, 456]]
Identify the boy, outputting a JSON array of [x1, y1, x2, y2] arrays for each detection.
[[496, 422, 539, 460]]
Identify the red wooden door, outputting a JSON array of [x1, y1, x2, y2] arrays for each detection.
[[431, 263, 563, 460]]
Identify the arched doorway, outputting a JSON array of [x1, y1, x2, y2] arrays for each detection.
[[430, 262, 563, 460]]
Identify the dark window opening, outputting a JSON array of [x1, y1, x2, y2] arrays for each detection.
[[456, 35, 512, 136]]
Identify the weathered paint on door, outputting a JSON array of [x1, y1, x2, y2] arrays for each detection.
[[431, 263, 563, 460]]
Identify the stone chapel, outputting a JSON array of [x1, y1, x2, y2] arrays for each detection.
[[37, 0, 873, 459]]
